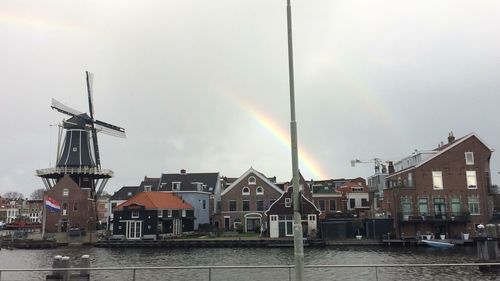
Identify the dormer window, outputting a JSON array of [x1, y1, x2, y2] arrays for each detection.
[[256, 186, 264, 195], [144, 185, 152, 192], [248, 176, 256, 185], [242, 187, 250, 195], [172, 182, 181, 191], [132, 211, 139, 218], [465, 152, 474, 165]]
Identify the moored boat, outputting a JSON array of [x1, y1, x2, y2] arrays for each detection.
[[421, 239, 455, 248]]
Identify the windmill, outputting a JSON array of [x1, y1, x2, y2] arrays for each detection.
[[37, 71, 126, 200]]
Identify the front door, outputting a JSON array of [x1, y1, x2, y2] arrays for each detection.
[[127, 221, 142, 239], [173, 219, 182, 236], [224, 217, 230, 231], [60, 220, 68, 232]]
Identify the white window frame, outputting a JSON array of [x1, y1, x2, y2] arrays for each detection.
[[432, 171, 443, 190], [242, 187, 250, 196], [158, 209, 163, 217], [285, 198, 292, 208], [466, 171, 477, 189], [172, 182, 181, 191], [167, 210, 172, 217], [468, 196, 480, 215], [131, 211, 139, 218], [248, 176, 256, 185], [62, 188, 69, 197], [465, 152, 474, 165], [256, 186, 264, 195]]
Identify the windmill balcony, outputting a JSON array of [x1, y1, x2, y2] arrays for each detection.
[[398, 212, 470, 223], [36, 166, 113, 178]]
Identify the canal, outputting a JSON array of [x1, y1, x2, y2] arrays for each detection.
[[0, 246, 498, 280]]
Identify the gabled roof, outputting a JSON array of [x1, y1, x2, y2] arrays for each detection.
[[221, 167, 283, 196], [114, 192, 193, 211], [139, 177, 160, 191], [158, 171, 219, 192], [388, 132, 494, 179], [110, 186, 139, 200]]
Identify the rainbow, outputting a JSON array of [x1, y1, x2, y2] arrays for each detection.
[[225, 92, 328, 180]]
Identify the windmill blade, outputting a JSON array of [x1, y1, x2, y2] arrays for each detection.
[[85, 71, 101, 169], [86, 71, 95, 119], [51, 98, 83, 117], [95, 119, 126, 138]]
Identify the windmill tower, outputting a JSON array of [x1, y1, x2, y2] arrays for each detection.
[[36, 72, 125, 233]]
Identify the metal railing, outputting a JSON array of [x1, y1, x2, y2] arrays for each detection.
[[1, 263, 500, 281], [35, 167, 113, 177], [398, 212, 470, 222]]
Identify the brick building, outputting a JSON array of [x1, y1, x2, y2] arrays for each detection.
[[44, 175, 96, 233], [382, 132, 493, 238]]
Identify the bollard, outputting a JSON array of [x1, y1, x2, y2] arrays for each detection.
[[52, 255, 63, 277], [80, 255, 90, 277], [61, 256, 70, 281]]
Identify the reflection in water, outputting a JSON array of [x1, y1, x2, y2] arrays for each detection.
[[0, 246, 498, 280]]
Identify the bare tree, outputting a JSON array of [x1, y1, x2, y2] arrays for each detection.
[[30, 188, 45, 200], [3, 191, 24, 200]]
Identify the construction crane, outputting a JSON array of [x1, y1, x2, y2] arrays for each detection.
[[350, 158, 388, 174]]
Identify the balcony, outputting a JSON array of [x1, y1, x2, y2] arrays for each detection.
[[398, 212, 470, 223]]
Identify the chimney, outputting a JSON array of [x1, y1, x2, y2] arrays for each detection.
[[387, 161, 395, 174], [180, 169, 186, 174], [448, 131, 455, 144]]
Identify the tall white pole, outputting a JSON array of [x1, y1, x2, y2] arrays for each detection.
[[286, 1, 304, 280]]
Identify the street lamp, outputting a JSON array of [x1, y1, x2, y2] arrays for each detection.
[[285, 1, 304, 280]]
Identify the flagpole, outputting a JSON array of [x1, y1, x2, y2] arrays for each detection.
[[42, 195, 46, 239]]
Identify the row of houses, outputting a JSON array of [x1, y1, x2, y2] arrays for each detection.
[[22, 131, 499, 241], [107, 167, 371, 239], [0, 197, 43, 224]]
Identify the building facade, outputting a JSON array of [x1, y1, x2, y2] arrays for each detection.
[[218, 167, 283, 232], [382, 132, 493, 238]]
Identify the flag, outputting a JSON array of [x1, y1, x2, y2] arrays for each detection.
[[45, 196, 61, 213]]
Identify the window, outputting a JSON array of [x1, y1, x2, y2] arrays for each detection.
[[329, 200, 336, 211], [465, 152, 474, 165], [308, 215, 316, 221], [256, 187, 264, 195], [401, 197, 411, 215], [158, 221, 163, 232], [319, 200, 325, 211], [202, 200, 206, 209], [242, 187, 250, 195], [158, 210, 163, 217], [144, 185, 152, 192], [229, 200, 237, 211], [63, 188, 69, 197], [256, 200, 264, 211], [72, 147, 77, 152], [73, 203, 78, 212], [407, 173, 413, 187], [466, 171, 477, 189], [172, 182, 181, 191], [270, 215, 278, 221], [242, 200, 250, 211], [432, 171, 443, 190], [61, 203, 67, 216], [167, 210, 172, 217], [451, 197, 461, 215], [132, 211, 139, 218], [349, 198, 355, 209], [418, 198, 428, 215], [182, 210, 186, 217], [361, 198, 369, 207], [468, 196, 480, 215], [248, 176, 256, 185], [285, 198, 292, 208], [127, 192, 132, 197], [433, 198, 445, 215]]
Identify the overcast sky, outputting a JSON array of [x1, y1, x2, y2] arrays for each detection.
[[1, 0, 500, 197]]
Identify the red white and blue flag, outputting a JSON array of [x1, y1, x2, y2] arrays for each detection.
[[45, 196, 61, 213]]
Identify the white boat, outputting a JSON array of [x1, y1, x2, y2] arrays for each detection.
[[421, 239, 455, 248]]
